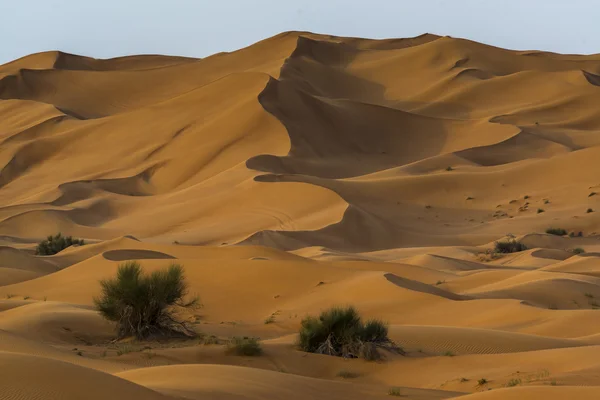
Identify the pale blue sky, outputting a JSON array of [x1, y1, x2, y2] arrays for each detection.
[[1, 0, 598, 64]]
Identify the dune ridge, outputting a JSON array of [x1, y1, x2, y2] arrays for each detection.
[[3, 31, 600, 399]]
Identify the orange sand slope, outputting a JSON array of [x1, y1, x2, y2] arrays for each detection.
[[3, 31, 600, 399]]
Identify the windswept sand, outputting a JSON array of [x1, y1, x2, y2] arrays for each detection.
[[2, 31, 600, 399]]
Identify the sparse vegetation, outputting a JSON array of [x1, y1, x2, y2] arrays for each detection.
[[573, 248, 585, 255], [544, 199, 550, 204], [226, 337, 262, 356], [36, 233, 84, 256], [494, 236, 527, 254], [537, 208, 544, 214], [587, 208, 594, 213], [298, 306, 401, 361], [506, 378, 521, 387], [585, 293, 594, 299], [460, 377, 469, 382], [524, 195, 530, 200], [478, 378, 488, 386], [94, 261, 199, 339], [466, 196, 474, 200], [546, 228, 567, 236], [446, 166, 454, 171], [264, 314, 276, 324], [443, 350, 455, 357], [388, 387, 402, 396]]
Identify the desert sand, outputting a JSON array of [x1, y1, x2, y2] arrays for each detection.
[[2, 31, 600, 399]]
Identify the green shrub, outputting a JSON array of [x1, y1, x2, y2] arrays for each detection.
[[94, 261, 198, 339], [494, 238, 527, 253], [36, 233, 84, 255], [226, 337, 262, 356], [298, 306, 401, 360], [546, 228, 567, 236]]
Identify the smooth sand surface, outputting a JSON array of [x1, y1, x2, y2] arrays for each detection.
[[2, 31, 600, 399]]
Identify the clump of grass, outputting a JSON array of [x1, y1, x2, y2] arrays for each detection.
[[23, 296, 30, 300], [546, 228, 567, 236], [446, 166, 454, 171], [494, 237, 527, 253], [587, 208, 594, 213], [264, 314, 276, 324], [443, 350, 455, 357], [226, 337, 262, 356], [544, 199, 550, 204], [388, 387, 402, 396], [115, 343, 138, 356], [436, 280, 445, 285], [203, 335, 219, 345], [537, 208, 545, 214], [572, 248, 585, 255], [298, 306, 402, 361], [524, 195, 530, 200], [478, 378, 488, 386], [466, 196, 474, 200], [460, 377, 469, 382], [585, 293, 594, 299], [6, 294, 14, 299], [336, 370, 360, 379], [506, 378, 521, 387], [36, 233, 84, 256], [94, 261, 199, 340]]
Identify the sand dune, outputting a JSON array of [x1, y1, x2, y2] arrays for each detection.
[[3, 31, 600, 398]]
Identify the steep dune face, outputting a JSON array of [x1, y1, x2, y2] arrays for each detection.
[[3, 32, 600, 251], [4, 32, 600, 399]]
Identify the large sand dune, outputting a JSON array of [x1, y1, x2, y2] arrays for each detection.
[[2, 31, 600, 398]]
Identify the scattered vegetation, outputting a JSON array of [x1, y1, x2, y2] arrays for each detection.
[[226, 337, 262, 356], [94, 261, 199, 339], [587, 208, 594, 213], [443, 350, 455, 357], [436, 280, 445, 285], [6, 294, 14, 299], [264, 315, 276, 324], [573, 248, 585, 255], [544, 199, 550, 204], [298, 306, 401, 361], [537, 208, 544, 214], [466, 196, 474, 200], [446, 166, 454, 171], [546, 228, 567, 236], [524, 195, 530, 200], [36, 233, 84, 256], [478, 378, 488, 386], [506, 378, 521, 387], [388, 387, 402, 396], [460, 377, 469, 383], [494, 236, 527, 254]]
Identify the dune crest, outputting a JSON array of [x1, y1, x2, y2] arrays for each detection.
[[3, 31, 600, 399]]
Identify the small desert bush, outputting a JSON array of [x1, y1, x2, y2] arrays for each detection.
[[572, 248, 585, 255], [226, 337, 262, 356], [478, 378, 488, 385], [587, 208, 594, 213], [94, 261, 198, 339], [36, 233, 84, 255], [388, 387, 402, 396], [546, 228, 567, 236], [298, 306, 401, 361], [494, 238, 527, 253]]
